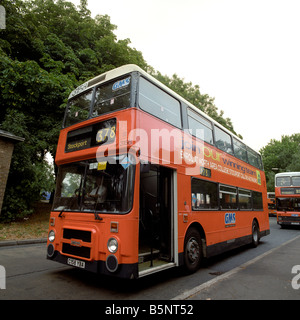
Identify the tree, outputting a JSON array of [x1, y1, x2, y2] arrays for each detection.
[[260, 134, 300, 191], [0, 0, 148, 220]]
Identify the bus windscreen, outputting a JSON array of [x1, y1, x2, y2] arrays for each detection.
[[52, 155, 135, 214]]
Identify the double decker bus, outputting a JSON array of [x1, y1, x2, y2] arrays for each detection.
[[275, 172, 300, 227], [47, 64, 270, 279], [267, 192, 276, 216]]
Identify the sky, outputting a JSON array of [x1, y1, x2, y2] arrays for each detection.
[[70, 0, 300, 152]]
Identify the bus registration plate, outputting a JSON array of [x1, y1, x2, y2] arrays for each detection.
[[67, 258, 85, 269]]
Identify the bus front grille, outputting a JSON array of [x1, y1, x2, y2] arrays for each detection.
[[62, 228, 92, 259], [63, 228, 92, 242], [62, 243, 91, 259]]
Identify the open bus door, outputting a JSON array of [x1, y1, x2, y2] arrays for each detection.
[[138, 164, 177, 277]]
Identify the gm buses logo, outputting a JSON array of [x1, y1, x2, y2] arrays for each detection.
[[225, 212, 236, 227], [112, 77, 130, 91]]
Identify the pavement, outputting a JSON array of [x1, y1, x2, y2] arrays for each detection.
[[173, 234, 300, 300], [0, 238, 47, 247]]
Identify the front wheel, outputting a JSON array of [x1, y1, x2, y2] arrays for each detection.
[[183, 228, 202, 274]]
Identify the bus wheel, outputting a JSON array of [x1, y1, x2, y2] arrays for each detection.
[[251, 220, 259, 248], [184, 228, 202, 274]]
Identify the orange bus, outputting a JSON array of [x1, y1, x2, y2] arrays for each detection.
[[275, 172, 300, 228], [47, 64, 270, 278], [267, 192, 276, 216]]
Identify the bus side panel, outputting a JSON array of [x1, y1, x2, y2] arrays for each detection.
[[176, 169, 269, 257]]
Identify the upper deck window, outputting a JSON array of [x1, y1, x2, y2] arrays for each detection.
[[93, 76, 131, 118], [63, 76, 132, 128], [187, 109, 213, 144], [64, 89, 93, 127], [247, 148, 262, 169], [292, 176, 300, 186], [276, 176, 291, 187], [214, 126, 233, 155], [139, 77, 182, 128], [233, 138, 248, 163]]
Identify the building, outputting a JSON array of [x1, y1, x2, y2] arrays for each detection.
[[0, 130, 25, 214]]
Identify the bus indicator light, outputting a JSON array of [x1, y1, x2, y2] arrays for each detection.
[[111, 222, 119, 233]]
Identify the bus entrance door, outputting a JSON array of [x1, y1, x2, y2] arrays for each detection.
[[139, 164, 175, 276]]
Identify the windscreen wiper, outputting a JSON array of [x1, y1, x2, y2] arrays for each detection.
[[94, 211, 103, 221]]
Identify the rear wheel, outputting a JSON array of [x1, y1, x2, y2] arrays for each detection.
[[183, 228, 202, 274]]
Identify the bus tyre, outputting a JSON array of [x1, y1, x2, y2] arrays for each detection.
[[184, 228, 202, 274], [251, 220, 259, 248]]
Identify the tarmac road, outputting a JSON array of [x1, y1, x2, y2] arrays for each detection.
[[0, 217, 299, 300]]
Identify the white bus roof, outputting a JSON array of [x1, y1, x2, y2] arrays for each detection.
[[275, 172, 300, 177], [68, 64, 260, 153]]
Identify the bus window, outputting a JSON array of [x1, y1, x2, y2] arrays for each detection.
[[219, 185, 238, 210], [52, 155, 135, 214], [214, 126, 233, 155], [191, 178, 218, 210], [139, 77, 182, 128], [187, 109, 214, 144], [277, 197, 300, 212], [292, 176, 300, 186], [247, 148, 260, 169], [233, 138, 248, 163], [253, 191, 263, 210], [257, 154, 263, 170], [276, 176, 291, 187], [64, 89, 93, 127], [239, 188, 252, 210], [93, 77, 131, 117]]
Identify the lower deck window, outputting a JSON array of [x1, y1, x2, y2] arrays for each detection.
[[191, 179, 264, 211], [192, 178, 218, 210]]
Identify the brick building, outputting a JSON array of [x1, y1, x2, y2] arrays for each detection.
[[0, 130, 24, 214]]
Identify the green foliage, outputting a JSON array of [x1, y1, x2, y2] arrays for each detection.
[[260, 134, 300, 191], [0, 0, 238, 221], [0, 0, 149, 220]]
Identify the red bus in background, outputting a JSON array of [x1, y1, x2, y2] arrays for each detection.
[[267, 192, 276, 216], [275, 172, 300, 228], [47, 65, 270, 279]]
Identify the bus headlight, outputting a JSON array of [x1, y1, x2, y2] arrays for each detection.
[[107, 237, 118, 253], [48, 230, 55, 242]]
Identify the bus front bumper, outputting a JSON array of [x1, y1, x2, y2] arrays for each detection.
[[47, 248, 138, 279], [277, 214, 300, 226]]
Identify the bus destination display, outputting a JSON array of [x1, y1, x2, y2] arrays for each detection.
[[65, 118, 116, 153]]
